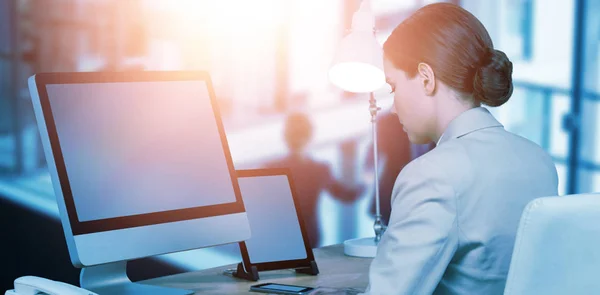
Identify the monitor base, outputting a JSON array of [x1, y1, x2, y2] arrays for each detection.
[[80, 261, 193, 295]]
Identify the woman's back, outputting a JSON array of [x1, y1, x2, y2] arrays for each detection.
[[367, 108, 558, 295], [419, 107, 558, 294]]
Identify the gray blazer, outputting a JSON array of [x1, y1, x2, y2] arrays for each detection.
[[363, 107, 558, 295]]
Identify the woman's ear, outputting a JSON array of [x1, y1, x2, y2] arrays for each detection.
[[417, 62, 436, 96]]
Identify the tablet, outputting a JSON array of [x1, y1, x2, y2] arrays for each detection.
[[236, 168, 318, 275]]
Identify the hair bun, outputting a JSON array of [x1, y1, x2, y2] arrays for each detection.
[[472, 49, 513, 107]]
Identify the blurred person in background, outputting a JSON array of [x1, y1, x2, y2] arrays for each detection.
[[363, 3, 558, 295], [265, 112, 363, 248]]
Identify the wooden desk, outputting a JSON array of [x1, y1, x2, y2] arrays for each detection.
[[143, 244, 372, 294]]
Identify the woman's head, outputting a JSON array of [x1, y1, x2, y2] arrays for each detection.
[[383, 3, 513, 144]]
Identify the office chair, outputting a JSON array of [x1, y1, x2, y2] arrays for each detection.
[[504, 193, 600, 295]]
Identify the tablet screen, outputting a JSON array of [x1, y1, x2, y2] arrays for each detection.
[[237, 174, 308, 263]]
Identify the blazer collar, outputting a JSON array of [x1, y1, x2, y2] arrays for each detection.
[[436, 107, 504, 146]]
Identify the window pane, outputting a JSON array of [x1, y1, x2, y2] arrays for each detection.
[[490, 87, 544, 146], [556, 163, 568, 196], [0, 0, 11, 54], [576, 169, 600, 194], [578, 0, 600, 193], [0, 59, 12, 132], [549, 94, 571, 159], [579, 99, 600, 165], [582, 0, 600, 95], [0, 57, 14, 171], [464, 0, 574, 87]]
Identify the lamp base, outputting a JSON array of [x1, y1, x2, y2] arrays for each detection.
[[343, 237, 378, 258]]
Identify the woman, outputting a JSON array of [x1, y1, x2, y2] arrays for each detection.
[[363, 3, 558, 295]]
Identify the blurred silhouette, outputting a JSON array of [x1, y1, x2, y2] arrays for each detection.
[[363, 111, 434, 225], [264, 112, 362, 248]]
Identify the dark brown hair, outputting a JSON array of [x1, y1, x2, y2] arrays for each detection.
[[383, 3, 513, 107]]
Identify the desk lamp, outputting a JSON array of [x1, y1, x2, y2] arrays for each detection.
[[329, 0, 387, 258]]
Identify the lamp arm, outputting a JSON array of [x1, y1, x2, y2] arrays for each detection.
[[369, 92, 387, 243]]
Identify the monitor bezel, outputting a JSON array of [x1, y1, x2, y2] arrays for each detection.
[[236, 168, 317, 272], [33, 71, 246, 235]]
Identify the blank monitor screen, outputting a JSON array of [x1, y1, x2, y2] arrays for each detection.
[[45, 81, 237, 222], [237, 174, 307, 264]]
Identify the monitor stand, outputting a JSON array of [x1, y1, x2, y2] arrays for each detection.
[[80, 261, 193, 295]]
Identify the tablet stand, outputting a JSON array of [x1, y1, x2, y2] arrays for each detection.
[[295, 260, 319, 275], [233, 260, 319, 281], [233, 262, 259, 281]]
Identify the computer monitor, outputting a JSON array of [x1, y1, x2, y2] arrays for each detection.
[[28, 71, 251, 295]]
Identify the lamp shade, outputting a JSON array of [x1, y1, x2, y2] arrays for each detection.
[[328, 0, 385, 93]]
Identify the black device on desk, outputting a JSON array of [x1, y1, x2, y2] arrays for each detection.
[[233, 169, 319, 281], [250, 283, 314, 295]]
